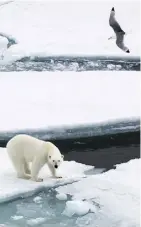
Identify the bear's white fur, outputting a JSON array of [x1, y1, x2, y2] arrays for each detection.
[[6, 134, 64, 182]]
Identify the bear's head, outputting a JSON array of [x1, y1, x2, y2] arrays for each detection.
[[48, 153, 64, 169]]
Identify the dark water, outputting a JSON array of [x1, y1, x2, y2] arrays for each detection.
[[54, 131, 140, 169], [0, 56, 140, 71]]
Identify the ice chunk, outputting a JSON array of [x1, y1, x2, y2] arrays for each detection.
[[0, 225, 9, 227], [11, 215, 23, 220], [107, 64, 115, 70], [63, 200, 95, 217], [56, 193, 67, 201], [33, 196, 42, 204], [26, 217, 46, 226]]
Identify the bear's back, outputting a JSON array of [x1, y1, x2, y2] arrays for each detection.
[[7, 134, 44, 161]]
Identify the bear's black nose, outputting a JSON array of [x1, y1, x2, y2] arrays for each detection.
[[55, 165, 58, 169]]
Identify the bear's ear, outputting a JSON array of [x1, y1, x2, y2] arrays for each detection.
[[61, 155, 64, 159], [49, 155, 51, 159]]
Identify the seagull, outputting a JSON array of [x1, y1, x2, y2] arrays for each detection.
[[109, 7, 130, 53], [0, 32, 17, 48], [0, 32, 17, 59]]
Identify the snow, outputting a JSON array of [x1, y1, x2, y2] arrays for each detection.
[[57, 158, 140, 226], [56, 193, 67, 201], [0, 71, 139, 132], [63, 200, 96, 217], [0, 0, 140, 63], [0, 147, 93, 203]]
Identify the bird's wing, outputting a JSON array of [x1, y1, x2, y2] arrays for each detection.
[[0, 32, 17, 44], [116, 32, 125, 49], [110, 19, 125, 33], [109, 9, 125, 34]]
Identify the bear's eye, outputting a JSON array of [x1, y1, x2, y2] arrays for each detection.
[[58, 160, 60, 162], [53, 160, 55, 162], [49, 156, 51, 159]]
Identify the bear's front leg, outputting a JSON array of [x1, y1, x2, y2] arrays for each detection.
[[31, 158, 44, 182], [48, 165, 62, 179]]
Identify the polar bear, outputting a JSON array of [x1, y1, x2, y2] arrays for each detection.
[[6, 134, 64, 182]]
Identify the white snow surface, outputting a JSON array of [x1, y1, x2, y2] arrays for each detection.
[[57, 158, 140, 226], [0, 0, 140, 63], [0, 147, 93, 203], [0, 71, 140, 132]]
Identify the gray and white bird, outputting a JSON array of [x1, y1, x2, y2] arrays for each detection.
[[0, 32, 17, 48], [0, 32, 17, 59], [109, 7, 130, 53]]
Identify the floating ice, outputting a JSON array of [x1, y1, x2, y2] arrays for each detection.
[[11, 215, 23, 220], [63, 200, 96, 217], [33, 196, 42, 204], [26, 217, 46, 226], [0, 72, 139, 132]]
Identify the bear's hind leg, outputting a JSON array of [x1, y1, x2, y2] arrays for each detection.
[[12, 158, 31, 180], [17, 172, 31, 180]]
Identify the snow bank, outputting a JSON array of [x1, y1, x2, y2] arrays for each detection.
[[57, 158, 140, 226], [0, 147, 92, 203], [0, 0, 140, 63], [0, 71, 139, 132]]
